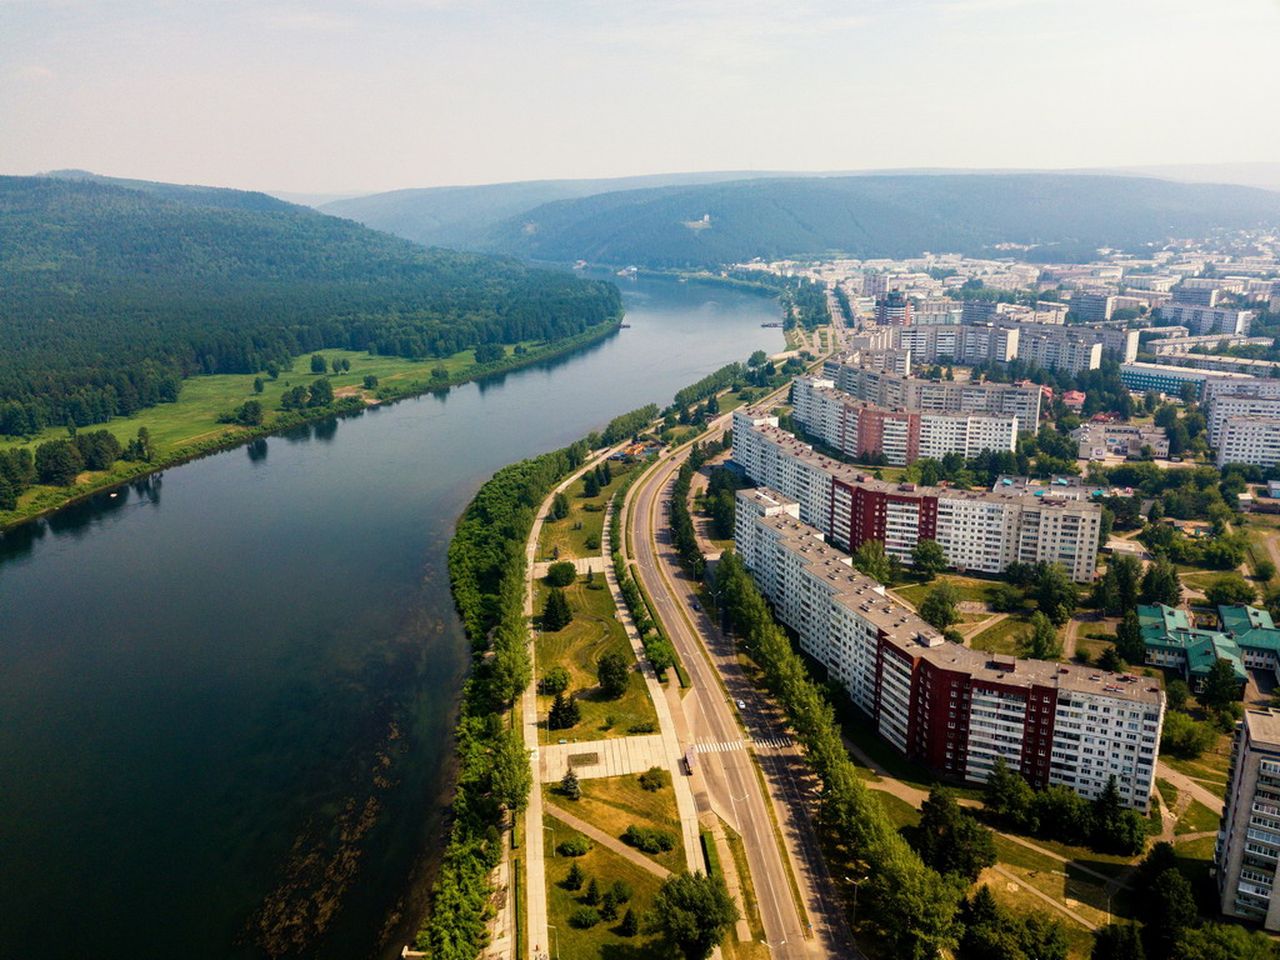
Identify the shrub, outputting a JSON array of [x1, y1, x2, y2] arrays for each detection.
[[538, 666, 570, 696], [638, 767, 668, 792], [622, 825, 676, 854], [569, 907, 601, 929], [557, 836, 591, 857], [546, 561, 577, 587]]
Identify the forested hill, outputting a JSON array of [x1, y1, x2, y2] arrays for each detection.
[[476, 173, 1280, 267], [0, 175, 622, 435]]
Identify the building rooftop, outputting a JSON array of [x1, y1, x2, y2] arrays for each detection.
[[756, 509, 1161, 704], [1245, 708, 1280, 749]]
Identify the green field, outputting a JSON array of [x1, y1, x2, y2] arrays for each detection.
[[891, 574, 1003, 610], [542, 816, 669, 959], [535, 577, 658, 741], [1, 324, 619, 530], [1175, 798, 1222, 836], [970, 616, 1030, 656], [538, 462, 636, 562], [557, 773, 686, 871]]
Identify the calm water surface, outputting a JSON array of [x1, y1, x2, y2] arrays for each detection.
[[0, 276, 781, 960]]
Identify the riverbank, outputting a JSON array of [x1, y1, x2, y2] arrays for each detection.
[[0, 317, 622, 534]]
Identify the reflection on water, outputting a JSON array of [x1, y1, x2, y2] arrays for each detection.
[[0, 276, 781, 960]]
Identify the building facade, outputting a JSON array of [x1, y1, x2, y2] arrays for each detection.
[[1012, 325, 1104, 374], [732, 410, 1102, 581], [1119, 361, 1257, 400], [736, 489, 1163, 809], [1160, 302, 1254, 336], [821, 356, 1042, 433], [791, 377, 1018, 465], [1072, 421, 1170, 460], [1217, 418, 1280, 468], [898, 323, 1019, 366], [1216, 709, 1280, 929]]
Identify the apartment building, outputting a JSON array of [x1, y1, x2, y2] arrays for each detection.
[[1173, 280, 1221, 307], [1217, 418, 1280, 468], [1145, 333, 1271, 357], [1151, 353, 1280, 378], [1070, 293, 1116, 322], [791, 377, 1017, 465], [735, 489, 1164, 808], [1072, 421, 1170, 460], [1216, 708, 1280, 929], [732, 410, 1101, 581], [875, 290, 913, 325], [914, 298, 963, 325], [821, 357, 1042, 433], [1207, 392, 1280, 444], [1012, 325, 1103, 374], [1160, 303, 1254, 336], [898, 323, 1019, 366]]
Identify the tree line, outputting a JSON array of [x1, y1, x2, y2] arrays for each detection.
[[0, 176, 622, 436]]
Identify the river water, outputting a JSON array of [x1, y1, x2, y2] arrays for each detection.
[[0, 276, 781, 960]]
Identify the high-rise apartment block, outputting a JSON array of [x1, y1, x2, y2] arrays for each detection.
[[791, 377, 1018, 465], [732, 411, 1101, 581], [1216, 709, 1280, 928], [735, 489, 1163, 808], [821, 356, 1042, 433]]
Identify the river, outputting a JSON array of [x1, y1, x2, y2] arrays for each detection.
[[0, 275, 782, 960]]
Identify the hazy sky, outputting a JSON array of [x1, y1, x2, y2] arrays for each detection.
[[3, 0, 1279, 195]]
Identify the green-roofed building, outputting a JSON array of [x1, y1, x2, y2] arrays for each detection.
[[1137, 603, 1250, 690]]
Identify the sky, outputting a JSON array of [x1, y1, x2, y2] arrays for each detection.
[[2, 0, 1280, 197]]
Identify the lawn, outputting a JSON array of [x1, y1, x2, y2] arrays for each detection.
[[719, 818, 767, 948], [543, 816, 670, 959], [1156, 777, 1180, 811], [981, 864, 1098, 960], [0, 340, 586, 527], [538, 461, 635, 562], [876, 791, 922, 831], [1162, 732, 1233, 793], [990, 836, 1134, 934], [535, 577, 658, 742], [1175, 798, 1222, 836], [891, 574, 1002, 609], [554, 773, 686, 872], [970, 616, 1030, 656]]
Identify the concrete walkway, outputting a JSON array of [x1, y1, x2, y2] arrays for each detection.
[[531, 556, 608, 579], [539, 734, 668, 783], [544, 800, 672, 879], [1157, 760, 1226, 815]]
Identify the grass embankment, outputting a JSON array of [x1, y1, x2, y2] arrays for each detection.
[[536, 575, 658, 740], [542, 816, 669, 959], [538, 461, 637, 561], [0, 321, 620, 531]]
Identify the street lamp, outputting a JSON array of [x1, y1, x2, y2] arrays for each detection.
[[546, 923, 560, 960], [542, 823, 556, 857]]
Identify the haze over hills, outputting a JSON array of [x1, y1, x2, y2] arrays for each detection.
[[317, 169, 833, 249], [0, 174, 620, 434], [320, 171, 1280, 268]]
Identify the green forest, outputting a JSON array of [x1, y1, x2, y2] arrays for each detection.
[[0, 175, 622, 436]]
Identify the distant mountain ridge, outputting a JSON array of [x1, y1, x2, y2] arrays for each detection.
[[322, 171, 1280, 267], [476, 173, 1280, 266]]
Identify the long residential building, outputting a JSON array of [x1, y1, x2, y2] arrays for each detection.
[[1217, 418, 1280, 468], [1160, 302, 1255, 336], [791, 377, 1017, 465], [898, 323, 1019, 366], [1208, 391, 1280, 444], [821, 357, 1042, 433], [732, 410, 1102, 581], [1216, 708, 1280, 929], [735, 488, 1164, 809], [1010, 324, 1103, 374]]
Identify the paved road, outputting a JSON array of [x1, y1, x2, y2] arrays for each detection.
[[626, 406, 851, 959]]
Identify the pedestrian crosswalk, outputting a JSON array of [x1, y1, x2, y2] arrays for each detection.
[[694, 736, 792, 754]]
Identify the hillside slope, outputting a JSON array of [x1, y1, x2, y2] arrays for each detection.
[[0, 176, 621, 434], [476, 173, 1280, 266], [318, 170, 827, 248]]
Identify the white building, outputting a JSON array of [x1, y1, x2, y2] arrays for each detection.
[[1216, 709, 1280, 928], [1217, 418, 1280, 468], [735, 489, 1163, 808], [1160, 303, 1255, 337], [732, 410, 1101, 581]]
